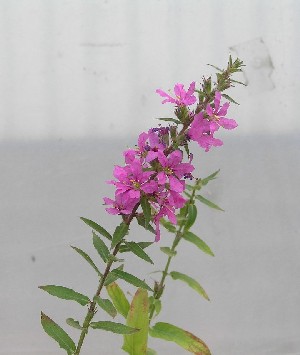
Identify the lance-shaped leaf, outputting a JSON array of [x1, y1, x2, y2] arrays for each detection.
[[169, 272, 209, 301], [149, 296, 162, 317], [125, 241, 154, 264], [120, 242, 153, 253], [90, 321, 139, 334], [80, 217, 112, 240], [160, 247, 177, 257], [112, 222, 129, 248], [39, 285, 90, 306], [71, 246, 102, 277], [123, 288, 149, 354], [160, 218, 176, 233], [184, 204, 197, 231], [182, 232, 214, 257], [195, 195, 224, 211], [222, 93, 239, 105], [141, 196, 151, 228], [201, 169, 220, 186], [137, 215, 156, 234], [156, 117, 181, 124], [41, 312, 76, 354], [66, 318, 83, 330], [104, 264, 124, 286], [111, 269, 152, 292], [94, 296, 117, 318], [149, 322, 211, 355], [93, 232, 110, 262], [106, 282, 130, 318]]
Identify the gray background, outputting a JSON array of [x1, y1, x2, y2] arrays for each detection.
[[0, 1, 299, 354]]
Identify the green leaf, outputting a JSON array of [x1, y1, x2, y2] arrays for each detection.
[[123, 288, 149, 354], [222, 93, 239, 105], [41, 312, 76, 354], [195, 195, 224, 211], [106, 282, 130, 318], [149, 322, 211, 354], [90, 321, 139, 334], [39, 285, 90, 306], [184, 204, 197, 231], [169, 271, 209, 301], [125, 241, 154, 264], [147, 349, 157, 355], [136, 215, 156, 234], [120, 242, 153, 253], [94, 296, 117, 318], [71, 246, 102, 277], [93, 232, 110, 263], [230, 79, 247, 86], [104, 264, 124, 286], [66, 318, 82, 330], [160, 247, 177, 257], [149, 296, 162, 317], [201, 169, 220, 186], [112, 222, 129, 248], [207, 63, 223, 72], [80, 217, 112, 240], [141, 196, 151, 228], [111, 269, 152, 292], [156, 117, 181, 124], [182, 231, 214, 257], [160, 218, 176, 233]]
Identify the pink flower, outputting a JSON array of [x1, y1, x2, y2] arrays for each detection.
[[189, 112, 223, 152], [103, 192, 139, 215], [206, 91, 238, 130], [156, 82, 197, 106]]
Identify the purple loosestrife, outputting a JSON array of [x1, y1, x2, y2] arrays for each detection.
[[156, 82, 197, 106]]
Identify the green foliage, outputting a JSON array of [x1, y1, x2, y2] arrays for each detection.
[[80, 217, 112, 240], [182, 231, 214, 257], [94, 296, 117, 318], [149, 322, 211, 354], [93, 232, 110, 263], [136, 215, 156, 234], [120, 242, 153, 253], [201, 169, 220, 186], [160, 247, 177, 257], [90, 321, 139, 334], [147, 349, 157, 355], [110, 269, 153, 292], [106, 282, 130, 318], [141, 196, 152, 228], [160, 218, 176, 233], [71, 246, 102, 277], [169, 271, 209, 301], [39, 285, 90, 306], [66, 318, 83, 330], [195, 194, 224, 211], [222, 93, 239, 105], [104, 264, 124, 286], [125, 241, 154, 264], [112, 222, 129, 248], [123, 288, 149, 354], [149, 296, 162, 317], [156, 117, 181, 124], [41, 312, 76, 354], [184, 204, 197, 231]]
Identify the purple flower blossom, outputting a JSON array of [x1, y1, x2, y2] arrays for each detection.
[[103, 192, 139, 215], [156, 82, 197, 106]]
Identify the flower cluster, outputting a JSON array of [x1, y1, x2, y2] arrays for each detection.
[[104, 82, 237, 241]]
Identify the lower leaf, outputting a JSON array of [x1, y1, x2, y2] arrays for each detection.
[[90, 321, 139, 334]]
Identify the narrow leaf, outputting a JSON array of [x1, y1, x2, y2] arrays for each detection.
[[141, 196, 151, 228], [39, 285, 90, 306], [160, 218, 176, 233], [156, 117, 181, 124], [71, 246, 102, 277], [90, 321, 139, 334], [184, 204, 197, 231], [207, 63, 223, 72], [160, 247, 177, 257], [170, 271, 209, 300], [112, 222, 129, 248], [123, 288, 149, 355], [106, 282, 130, 318], [94, 296, 117, 318], [222, 93, 239, 105], [120, 242, 153, 253], [149, 296, 162, 317], [182, 232, 214, 257], [149, 322, 211, 354], [126, 241, 154, 264], [195, 194, 224, 211], [93, 232, 110, 262], [41, 312, 76, 354], [104, 264, 124, 286], [80, 217, 112, 240], [201, 169, 220, 186], [66, 318, 83, 330], [137, 215, 156, 234], [111, 269, 152, 292]]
